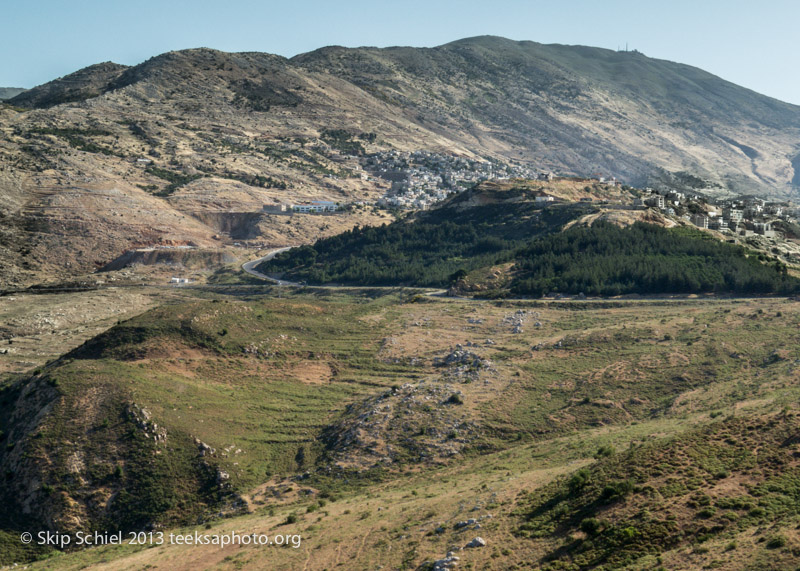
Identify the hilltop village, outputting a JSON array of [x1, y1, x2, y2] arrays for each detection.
[[636, 188, 796, 238], [272, 149, 798, 245], [365, 150, 540, 210]]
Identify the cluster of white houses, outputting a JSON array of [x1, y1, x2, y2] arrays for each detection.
[[365, 150, 539, 210], [263, 200, 340, 214], [638, 189, 793, 238]]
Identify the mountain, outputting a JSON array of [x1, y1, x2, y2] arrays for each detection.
[[8, 63, 127, 108], [0, 88, 27, 101], [294, 37, 800, 189], [2, 37, 800, 288]]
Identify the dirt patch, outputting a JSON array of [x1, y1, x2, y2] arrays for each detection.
[[288, 361, 335, 385], [668, 352, 691, 366], [130, 342, 210, 363], [244, 479, 318, 512]]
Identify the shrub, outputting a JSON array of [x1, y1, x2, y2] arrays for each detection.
[[600, 480, 634, 502], [446, 393, 464, 405], [568, 469, 591, 495], [580, 517, 602, 536], [594, 445, 615, 458], [696, 507, 716, 519], [766, 535, 786, 549]]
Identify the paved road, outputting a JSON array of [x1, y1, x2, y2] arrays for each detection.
[[240, 247, 450, 295], [241, 247, 298, 285]]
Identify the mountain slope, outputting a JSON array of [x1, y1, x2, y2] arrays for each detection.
[[518, 413, 800, 570], [0, 88, 26, 101], [293, 36, 800, 190], [9, 63, 128, 108], [2, 36, 800, 287]]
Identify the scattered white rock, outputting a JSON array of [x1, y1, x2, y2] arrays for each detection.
[[432, 554, 460, 570]]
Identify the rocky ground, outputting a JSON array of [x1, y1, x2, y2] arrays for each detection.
[[0, 288, 167, 373]]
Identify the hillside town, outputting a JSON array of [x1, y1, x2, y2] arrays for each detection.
[[364, 150, 539, 209], [637, 187, 798, 238]]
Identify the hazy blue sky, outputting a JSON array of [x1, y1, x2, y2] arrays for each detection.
[[3, 0, 799, 104]]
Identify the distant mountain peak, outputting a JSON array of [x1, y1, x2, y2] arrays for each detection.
[[9, 61, 128, 108], [7, 37, 800, 192]]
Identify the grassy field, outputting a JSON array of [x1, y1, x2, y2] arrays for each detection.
[[2, 290, 800, 569]]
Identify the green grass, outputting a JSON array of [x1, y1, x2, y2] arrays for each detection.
[[0, 293, 427, 565], [4, 294, 800, 568], [516, 413, 800, 569]]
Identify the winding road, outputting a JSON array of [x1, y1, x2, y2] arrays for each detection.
[[241, 247, 298, 285], [241, 247, 449, 295]]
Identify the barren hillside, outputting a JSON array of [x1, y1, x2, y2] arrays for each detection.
[[2, 37, 800, 287]]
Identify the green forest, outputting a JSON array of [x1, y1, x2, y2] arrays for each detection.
[[510, 222, 798, 296], [261, 196, 593, 286], [259, 198, 799, 296]]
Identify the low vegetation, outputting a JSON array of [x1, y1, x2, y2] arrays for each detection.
[[517, 413, 800, 570], [29, 126, 122, 157], [144, 165, 203, 196], [3, 289, 800, 569]]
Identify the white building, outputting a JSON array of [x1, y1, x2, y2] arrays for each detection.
[[723, 208, 744, 223], [291, 200, 339, 213]]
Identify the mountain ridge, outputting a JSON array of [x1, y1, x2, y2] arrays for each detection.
[[10, 37, 800, 191], [2, 36, 800, 288]]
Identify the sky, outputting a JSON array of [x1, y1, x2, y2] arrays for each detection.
[[2, 0, 799, 104]]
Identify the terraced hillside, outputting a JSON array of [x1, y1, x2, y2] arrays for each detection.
[[2, 287, 800, 569]]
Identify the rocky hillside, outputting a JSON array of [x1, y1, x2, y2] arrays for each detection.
[[2, 36, 800, 287], [295, 37, 800, 191], [518, 413, 800, 570]]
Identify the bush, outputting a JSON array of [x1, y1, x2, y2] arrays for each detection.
[[766, 535, 786, 549], [600, 480, 634, 502], [446, 393, 464, 405], [696, 507, 716, 519], [594, 445, 615, 458], [568, 469, 591, 495], [580, 517, 602, 536]]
